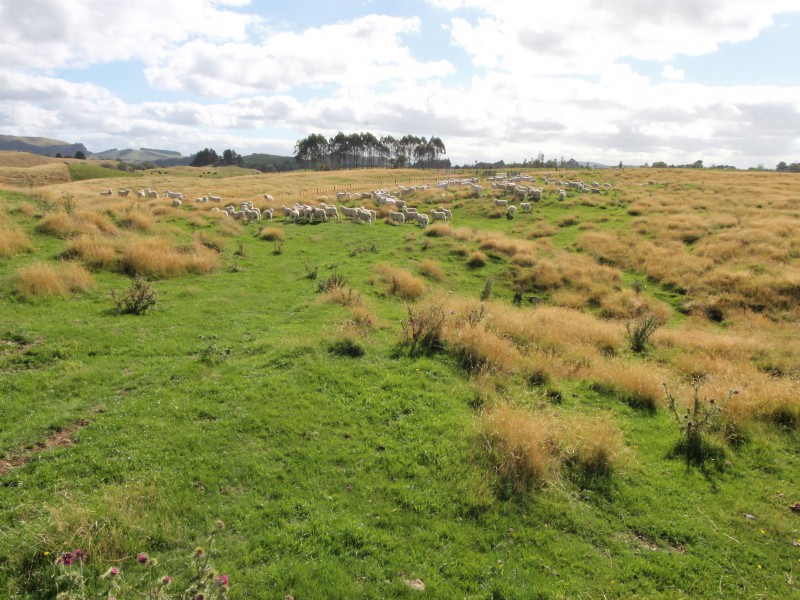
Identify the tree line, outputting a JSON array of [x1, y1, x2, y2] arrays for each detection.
[[190, 148, 244, 167], [294, 132, 448, 170]]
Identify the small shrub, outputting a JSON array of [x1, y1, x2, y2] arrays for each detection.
[[400, 302, 447, 355], [272, 241, 284, 255], [467, 251, 488, 268], [480, 278, 493, 301], [304, 262, 319, 279], [665, 382, 733, 467], [111, 275, 157, 315], [200, 336, 233, 365], [317, 269, 347, 293], [626, 313, 662, 353]]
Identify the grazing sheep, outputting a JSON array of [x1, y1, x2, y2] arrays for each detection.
[[495, 198, 508, 207], [146, 189, 158, 198], [99, 189, 113, 196], [117, 189, 130, 197], [207, 193, 222, 203], [172, 198, 182, 208], [164, 190, 185, 200], [416, 213, 430, 228], [430, 209, 447, 222], [387, 210, 405, 224], [355, 207, 373, 224], [437, 207, 452, 220], [558, 189, 567, 201], [340, 205, 358, 220], [520, 202, 531, 213], [137, 190, 146, 198], [507, 205, 517, 217], [322, 205, 339, 220], [263, 193, 274, 201], [310, 207, 328, 223], [262, 208, 274, 221]]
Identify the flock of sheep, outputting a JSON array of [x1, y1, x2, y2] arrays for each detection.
[[95, 172, 616, 227]]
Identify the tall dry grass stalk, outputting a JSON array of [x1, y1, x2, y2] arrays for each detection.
[[61, 235, 120, 269], [418, 259, 444, 280], [14, 261, 94, 299], [481, 404, 624, 490], [0, 227, 33, 257], [120, 238, 220, 278], [375, 263, 426, 300]]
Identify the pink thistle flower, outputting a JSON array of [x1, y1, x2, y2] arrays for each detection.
[[110, 566, 119, 576], [137, 553, 148, 564], [73, 548, 86, 561], [216, 574, 229, 587], [162, 576, 172, 584]]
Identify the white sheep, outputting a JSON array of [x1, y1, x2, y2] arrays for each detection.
[[117, 189, 130, 197], [172, 198, 182, 208], [262, 208, 274, 221], [99, 189, 112, 196], [387, 210, 405, 224], [263, 193, 274, 201], [558, 189, 567, 201], [416, 213, 430, 228], [520, 202, 532, 213], [430, 209, 447, 222], [495, 198, 508, 207], [507, 205, 517, 217], [437, 207, 452, 220], [207, 193, 222, 203]]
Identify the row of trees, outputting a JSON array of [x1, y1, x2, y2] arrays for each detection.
[[776, 161, 800, 173], [294, 132, 448, 170], [190, 148, 244, 167]]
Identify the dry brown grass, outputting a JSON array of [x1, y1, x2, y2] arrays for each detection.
[[0, 162, 70, 187], [0, 227, 33, 257], [588, 358, 666, 411], [481, 404, 624, 490], [418, 259, 444, 280], [118, 209, 154, 232], [37, 210, 119, 238], [375, 264, 426, 300], [466, 250, 488, 268], [61, 235, 119, 269], [120, 238, 220, 278], [14, 261, 93, 299], [258, 226, 284, 241]]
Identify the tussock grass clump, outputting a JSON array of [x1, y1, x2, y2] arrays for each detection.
[[466, 251, 488, 268], [14, 261, 93, 299], [375, 264, 426, 300], [481, 404, 624, 491], [120, 238, 220, 278], [258, 227, 285, 242], [38, 210, 119, 238], [588, 359, 665, 412], [118, 209, 154, 232], [61, 235, 119, 269], [418, 259, 444, 280], [0, 227, 33, 257]]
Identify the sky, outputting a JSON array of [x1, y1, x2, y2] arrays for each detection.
[[1, 0, 800, 168]]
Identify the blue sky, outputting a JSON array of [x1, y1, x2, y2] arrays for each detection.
[[1, 0, 799, 168]]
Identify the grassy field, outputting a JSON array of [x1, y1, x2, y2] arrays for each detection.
[[1, 161, 799, 598]]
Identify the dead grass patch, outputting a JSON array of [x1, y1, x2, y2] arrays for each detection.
[[14, 261, 94, 299], [375, 264, 426, 300], [0, 227, 33, 257], [120, 238, 220, 278], [418, 259, 444, 280], [481, 404, 624, 490], [258, 226, 285, 241]]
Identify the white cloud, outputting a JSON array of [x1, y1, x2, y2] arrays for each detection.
[[144, 14, 454, 97], [661, 65, 686, 81], [0, 0, 257, 70], [433, 0, 800, 74]]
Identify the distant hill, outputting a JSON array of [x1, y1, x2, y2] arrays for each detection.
[[92, 147, 184, 164], [0, 134, 88, 158]]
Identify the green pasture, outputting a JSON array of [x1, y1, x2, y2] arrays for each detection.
[[1, 178, 799, 599]]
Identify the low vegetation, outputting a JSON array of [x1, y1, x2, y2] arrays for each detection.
[[1, 164, 799, 599]]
